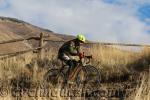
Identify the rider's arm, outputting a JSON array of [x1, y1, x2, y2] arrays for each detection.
[[77, 46, 81, 54], [69, 41, 79, 56]]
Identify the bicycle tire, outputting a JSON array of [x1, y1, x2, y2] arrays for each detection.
[[44, 69, 65, 85], [83, 65, 101, 85], [76, 67, 88, 87]]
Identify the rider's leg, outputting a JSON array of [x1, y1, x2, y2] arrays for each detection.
[[58, 53, 68, 70], [66, 60, 74, 78], [60, 54, 73, 84]]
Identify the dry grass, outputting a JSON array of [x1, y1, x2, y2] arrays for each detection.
[[87, 45, 138, 76], [0, 45, 149, 100]]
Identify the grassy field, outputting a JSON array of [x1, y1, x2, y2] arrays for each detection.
[[0, 45, 149, 100]]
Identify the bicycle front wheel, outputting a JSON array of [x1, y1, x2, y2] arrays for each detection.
[[84, 65, 101, 86]]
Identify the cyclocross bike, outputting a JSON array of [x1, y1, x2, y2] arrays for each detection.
[[44, 54, 101, 89]]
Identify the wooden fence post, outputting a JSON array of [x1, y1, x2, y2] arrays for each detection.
[[38, 32, 44, 59]]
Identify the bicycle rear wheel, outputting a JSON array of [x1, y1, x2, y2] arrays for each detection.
[[44, 69, 65, 86]]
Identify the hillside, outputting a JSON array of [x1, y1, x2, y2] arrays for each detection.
[[0, 16, 74, 54]]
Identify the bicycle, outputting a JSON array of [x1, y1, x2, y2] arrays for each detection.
[[44, 54, 101, 89]]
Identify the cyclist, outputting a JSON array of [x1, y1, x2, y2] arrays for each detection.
[[58, 34, 86, 83]]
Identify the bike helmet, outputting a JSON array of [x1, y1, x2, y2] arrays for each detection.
[[76, 34, 85, 43]]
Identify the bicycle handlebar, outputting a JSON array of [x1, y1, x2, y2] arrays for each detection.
[[85, 55, 92, 59], [83, 55, 92, 64]]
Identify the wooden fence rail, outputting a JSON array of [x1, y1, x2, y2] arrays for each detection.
[[0, 35, 50, 44], [0, 47, 43, 56], [87, 42, 150, 47], [45, 39, 150, 47], [0, 47, 45, 60], [1, 32, 150, 59]]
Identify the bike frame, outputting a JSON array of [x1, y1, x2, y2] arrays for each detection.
[[68, 56, 92, 82]]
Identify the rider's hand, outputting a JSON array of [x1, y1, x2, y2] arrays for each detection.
[[79, 52, 84, 59]]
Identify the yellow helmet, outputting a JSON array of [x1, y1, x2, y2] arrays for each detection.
[[76, 34, 86, 42]]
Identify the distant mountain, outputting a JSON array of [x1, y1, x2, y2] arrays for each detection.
[[0, 16, 74, 54]]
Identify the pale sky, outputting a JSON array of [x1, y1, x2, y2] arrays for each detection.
[[0, 0, 150, 44]]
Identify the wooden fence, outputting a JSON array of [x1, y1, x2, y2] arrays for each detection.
[[0, 32, 150, 60], [0, 33, 48, 59]]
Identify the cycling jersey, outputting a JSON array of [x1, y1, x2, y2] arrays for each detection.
[[58, 39, 81, 61]]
